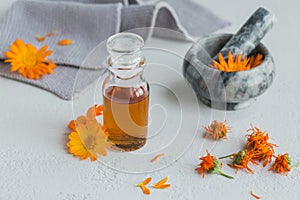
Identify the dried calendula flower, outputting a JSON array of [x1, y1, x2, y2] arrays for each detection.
[[227, 150, 257, 174], [136, 177, 152, 195], [246, 126, 277, 166], [210, 52, 263, 72], [196, 150, 234, 179], [203, 120, 231, 140], [269, 153, 300, 175], [4, 38, 56, 80], [58, 39, 73, 46], [152, 177, 171, 189]]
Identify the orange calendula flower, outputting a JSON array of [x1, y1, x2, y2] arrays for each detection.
[[203, 120, 231, 140], [246, 126, 277, 166], [67, 118, 111, 161], [269, 153, 300, 175], [4, 38, 56, 80], [67, 104, 109, 161], [210, 52, 263, 72], [58, 39, 73, 46], [152, 177, 171, 189], [136, 177, 152, 195], [196, 150, 234, 179], [227, 150, 257, 174]]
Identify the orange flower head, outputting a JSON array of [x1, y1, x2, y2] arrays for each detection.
[[210, 52, 263, 72], [196, 150, 233, 179], [4, 38, 56, 80], [228, 150, 257, 174], [269, 153, 292, 175], [203, 120, 231, 140], [246, 126, 277, 166], [67, 118, 111, 161]]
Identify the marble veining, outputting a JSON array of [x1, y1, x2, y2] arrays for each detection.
[[183, 33, 275, 110], [214, 7, 276, 60]]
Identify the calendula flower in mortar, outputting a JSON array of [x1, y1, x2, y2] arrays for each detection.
[[269, 153, 300, 175], [246, 126, 277, 166], [4, 38, 56, 80], [203, 120, 231, 140], [210, 52, 263, 72], [226, 150, 257, 174], [136, 177, 152, 195], [196, 150, 234, 179]]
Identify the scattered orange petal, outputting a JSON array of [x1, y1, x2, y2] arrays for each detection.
[[152, 177, 170, 189], [250, 191, 261, 199], [58, 39, 73, 46], [45, 27, 58, 37], [36, 35, 46, 42], [150, 153, 165, 163], [136, 177, 152, 186], [136, 177, 152, 195]]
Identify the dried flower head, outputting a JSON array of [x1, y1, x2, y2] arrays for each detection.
[[136, 177, 152, 195], [203, 120, 231, 140], [4, 39, 56, 80], [210, 52, 263, 72], [269, 153, 300, 175], [228, 150, 257, 174], [196, 150, 234, 179], [246, 126, 277, 166]]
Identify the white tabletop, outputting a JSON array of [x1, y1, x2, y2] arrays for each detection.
[[1, 0, 300, 199]]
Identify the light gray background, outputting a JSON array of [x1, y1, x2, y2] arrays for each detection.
[[1, 0, 300, 199]]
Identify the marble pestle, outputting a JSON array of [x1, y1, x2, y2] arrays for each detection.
[[214, 7, 277, 61]]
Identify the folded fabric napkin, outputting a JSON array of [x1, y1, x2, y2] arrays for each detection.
[[0, 0, 230, 100]]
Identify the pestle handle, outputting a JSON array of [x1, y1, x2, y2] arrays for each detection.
[[215, 7, 277, 60]]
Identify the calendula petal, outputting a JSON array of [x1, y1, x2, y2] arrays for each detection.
[[152, 177, 168, 187]]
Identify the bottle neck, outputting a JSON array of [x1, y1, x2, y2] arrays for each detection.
[[108, 55, 145, 80]]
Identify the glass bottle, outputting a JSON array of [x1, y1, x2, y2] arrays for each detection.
[[103, 32, 149, 151]]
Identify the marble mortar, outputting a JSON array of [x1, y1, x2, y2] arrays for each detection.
[[183, 33, 275, 110]]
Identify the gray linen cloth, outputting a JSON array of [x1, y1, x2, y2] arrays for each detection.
[[0, 0, 230, 100]]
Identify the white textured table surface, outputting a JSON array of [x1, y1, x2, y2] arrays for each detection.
[[1, 0, 300, 199]]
